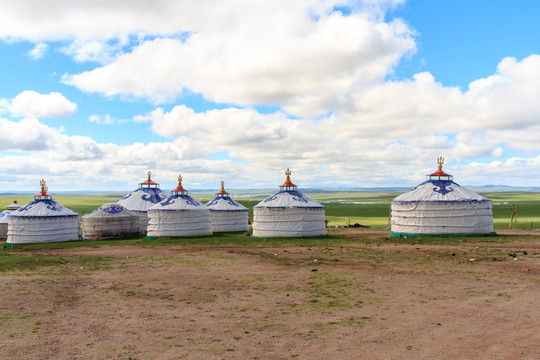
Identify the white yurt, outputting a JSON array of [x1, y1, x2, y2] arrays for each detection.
[[147, 175, 212, 239], [391, 158, 494, 237], [0, 201, 22, 239], [0, 211, 9, 239], [82, 203, 139, 240], [6, 201, 22, 211], [205, 181, 249, 232], [116, 171, 168, 233], [252, 169, 326, 238], [6, 180, 80, 246]]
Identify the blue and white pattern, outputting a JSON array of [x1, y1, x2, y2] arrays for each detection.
[[255, 190, 324, 210]]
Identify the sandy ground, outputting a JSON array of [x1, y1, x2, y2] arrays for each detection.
[[1, 229, 539, 360]]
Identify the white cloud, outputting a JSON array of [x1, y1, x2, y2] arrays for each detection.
[[60, 2, 415, 116], [89, 114, 115, 125], [8, 90, 77, 118], [27, 42, 49, 60]]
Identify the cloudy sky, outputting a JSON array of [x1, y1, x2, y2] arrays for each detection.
[[1, 0, 540, 191]]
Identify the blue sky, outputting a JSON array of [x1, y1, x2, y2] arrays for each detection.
[[1, 0, 540, 191]]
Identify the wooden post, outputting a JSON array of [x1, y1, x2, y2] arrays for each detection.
[[509, 205, 518, 229]]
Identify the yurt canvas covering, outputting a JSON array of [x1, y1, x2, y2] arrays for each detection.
[[391, 158, 494, 237], [0, 210, 11, 239], [205, 181, 249, 232], [253, 169, 326, 238], [82, 203, 139, 240], [147, 175, 212, 239], [1, 202, 22, 239], [7, 180, 80, 245], [116, 171, 167, 233]]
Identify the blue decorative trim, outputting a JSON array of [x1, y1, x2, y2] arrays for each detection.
[[263, 190, 309, 204], [159, 194, 200, 207], [18, 199, 65, 212], [8, 215, 79, 219], [103, 205, 123, 214], [206, 196, 240, 207], [392, 199, 491, 204]]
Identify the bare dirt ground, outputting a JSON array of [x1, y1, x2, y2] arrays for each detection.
[[1, 229, 539, 360]]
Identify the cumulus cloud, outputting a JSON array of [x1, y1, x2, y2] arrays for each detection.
[[7, 90, 77, 118], [59, 1, 415, 116], [27, 42, 49, 60]]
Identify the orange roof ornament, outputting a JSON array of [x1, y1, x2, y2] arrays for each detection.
[[279, 168, 297, 190], [437, 157, 444, 172], [216, 180, 230, 196], [428, 156, 453, 181], [40, 179, 48, 195], [35, 179, 52, 200], [139, 170, 159, 188]]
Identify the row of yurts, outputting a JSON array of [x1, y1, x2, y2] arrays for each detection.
[[1, 158, 495, 246]]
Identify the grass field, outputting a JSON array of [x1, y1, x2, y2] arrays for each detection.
[[1, 190, 540, 231]]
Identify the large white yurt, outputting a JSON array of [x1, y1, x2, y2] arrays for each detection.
[[116, 171, 168, 233], [147, 175, 212, 239], [252, 169, 326, 238], [82, 203, 139, 240], [6, 180, 80, 245], [391, 158, 494, 237], [205, 181, 249, 232], [0, 201, 22, 239]]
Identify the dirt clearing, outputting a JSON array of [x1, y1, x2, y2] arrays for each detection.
[[1, 229, 539, 359]]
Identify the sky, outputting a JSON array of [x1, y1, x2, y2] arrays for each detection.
[[1, 0, 540, 191]]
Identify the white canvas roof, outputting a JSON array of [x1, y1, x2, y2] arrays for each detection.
[[206, 181, 248, 212]]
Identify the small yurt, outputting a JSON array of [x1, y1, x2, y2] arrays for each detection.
[[390, 158, 494, 237], [252, 169, 326, 238], [116, 171, 168, 233], [82, 203, 139, 240], [147, 175, 212, 239], [0, 201, 21, 239], [6, 180, 80, 245], [205, 181, 249, 232], [6, 201, 22, 211]]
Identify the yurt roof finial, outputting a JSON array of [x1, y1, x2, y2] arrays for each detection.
[[279, 168, 298, 191], [437, 157, 444, 172], [428, 157, 453, 181], [139, 170, 159, 188], [216, 180, 230, 196], [172, 174, 188, 195], [34, 179, 52, 200]]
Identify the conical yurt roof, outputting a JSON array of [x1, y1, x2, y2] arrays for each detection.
[[5, 201, 22, 211], [392, 158, 490, 204], [116, 171, 168, 211], [254, 169, 324, 209], [206, 181, 248, 211], [9, 180, 78, 219], [149, 175, 208, 211], [83, 203, 137, 219]]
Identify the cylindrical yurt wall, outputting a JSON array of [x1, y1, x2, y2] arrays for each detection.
[[147, 175, 212, 239], [82, 203, 139, 240], [252, 169, 326, 238], [0, 210, 11, 239], [390, 158, 494, 237], [7, 180, 80, 245], [116, 171, 167, 233], [206, 181, 249, 232]]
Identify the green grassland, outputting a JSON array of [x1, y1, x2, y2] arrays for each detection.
[[1, 190, 540, 231]]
